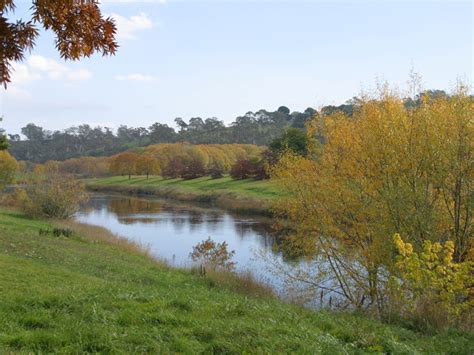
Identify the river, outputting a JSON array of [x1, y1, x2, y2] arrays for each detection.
[[75, 193, 297, 294]]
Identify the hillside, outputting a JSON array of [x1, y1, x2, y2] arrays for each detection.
[[0, 209, 471, 353]]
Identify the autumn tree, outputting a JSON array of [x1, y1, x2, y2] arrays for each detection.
[[0, 150, 18, 188], [16, 170, 88, 219], [272, 83, 473, 316], [190, 237, 236, 271], [110, 152, 139, 179], [136, 155, 161, 179]]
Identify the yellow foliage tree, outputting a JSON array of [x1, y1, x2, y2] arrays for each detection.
[[391, 234, 473, 329], [135, 156, 161, 179], [272, 83, 473, 314], [109, 152, 139, 179], [0, 151, 18, 189]]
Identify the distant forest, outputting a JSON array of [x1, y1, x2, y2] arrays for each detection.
[[7, 90, 449, 163]]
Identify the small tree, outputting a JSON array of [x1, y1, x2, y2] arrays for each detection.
[[110, 152, 139, 179], [390, 234, 473, 330], [208, 163, 224, 179], [0, 151, 19, 189], [230, 158, 255, 180], [190, 238, 236, 271], [136, 156, 161, 179], [17, 172, 88, 219]]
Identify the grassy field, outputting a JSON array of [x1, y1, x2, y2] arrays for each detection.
[[86, 176, 282, 214], [0, 209, 472, 353], [87, 176, 282, 199]]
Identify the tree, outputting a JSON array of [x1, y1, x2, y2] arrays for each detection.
[[110, 152, 139, 179], [1, 0, 117, 87], [230, 158, 255, 180], [190, 237, 236, 271], [16, 170, 88, 219], [272, 84, 473, 315], [136, 155, 161, 180], [269, 127, 308, 156], [0, 150, 18, 188], [149, 123, 176, 144]]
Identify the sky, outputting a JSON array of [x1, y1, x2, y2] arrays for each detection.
[[1, 0, 472, 135]]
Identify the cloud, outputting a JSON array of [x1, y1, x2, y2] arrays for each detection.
[[114, 73, 156, 82], [10, 62, 42, 85], [110, 12, 154, 40], [26, 55, 92, 82]]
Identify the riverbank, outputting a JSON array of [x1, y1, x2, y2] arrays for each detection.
[[0, 209, 473, 353], [85, 176, 281, 215]]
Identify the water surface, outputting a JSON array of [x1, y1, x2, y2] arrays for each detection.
[[75, 193, 290, 290]]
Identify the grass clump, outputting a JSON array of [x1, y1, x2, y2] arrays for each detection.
[[0, 208, 472, 353]]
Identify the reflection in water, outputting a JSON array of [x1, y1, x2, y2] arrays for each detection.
[[76, 194, 288, 290]]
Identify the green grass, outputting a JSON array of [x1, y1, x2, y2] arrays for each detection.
[[87, 175, 282, 200], [0, 209, 472, 353]]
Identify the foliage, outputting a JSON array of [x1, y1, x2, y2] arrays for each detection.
[[144, 143, 263, 180], [1, 0, 117, 87], [7, 107, 314, 163], [272, 83, 473, 318], [16, 171, 88, 219], [190, 238, 236, 271], [390, 234, 473, 330], [230, 158, 255, 180], [135, 155, 161, 179], [7, 90, 462, 164], [0, 150, 18, 189], [55, 156, 110, 177], [0, 117, 8, 150], [269, 127, 308, 156], [0, 210, 471, 353], [109, 152, 140, 179]]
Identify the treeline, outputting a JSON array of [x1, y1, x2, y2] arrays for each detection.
[[8, 106, 315, 163], [7, 89, 453, 164], [44, 143, 268, 180]]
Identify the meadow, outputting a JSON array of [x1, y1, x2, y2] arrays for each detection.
[[0, 208, 472, 353]]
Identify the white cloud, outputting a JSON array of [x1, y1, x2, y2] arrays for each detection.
[[27, 55, 92, 82], [10, 62, 41, 85], [115, 73, 156, 82], [110, 12, 154, 40]]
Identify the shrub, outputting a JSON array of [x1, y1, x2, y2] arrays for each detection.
[[0, 151, 19, 189], [208, 163, 224, 179], [389, 234, 473, 330], [190, 238, 236, 271], [16, 172, 88, 219], [230, 158, 255, 180]]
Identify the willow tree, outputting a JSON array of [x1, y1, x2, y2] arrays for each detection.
[[272, 84, 473, 313]]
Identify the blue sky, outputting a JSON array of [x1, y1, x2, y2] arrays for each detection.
[[1, 0, 472, 135]]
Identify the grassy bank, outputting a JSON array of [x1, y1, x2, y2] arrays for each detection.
[[0, 209, 472, 353], [86, 176, 282, 215]]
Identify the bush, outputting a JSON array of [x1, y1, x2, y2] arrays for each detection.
[[0, 151, 19, 189], [16, 172, 88, 219], [208, 163, 224, 179], [230, 158, 255, 180], [190, 238, 236, 271], [388, 234, 473, 331]]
